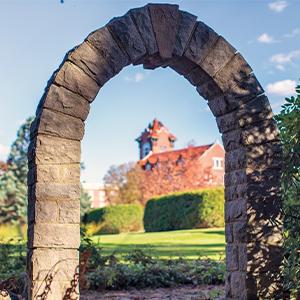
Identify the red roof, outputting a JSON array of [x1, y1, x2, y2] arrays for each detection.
[[139, 144, 213, 167], [136, 118, 176, 142]]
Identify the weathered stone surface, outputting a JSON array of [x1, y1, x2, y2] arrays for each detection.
[[184, 66, 210, 86], [130, 6, 158, 56], [168, 56, 196, 75], [225, 147, 246, 172], [184, 21, 218, 64], [28, 197, 58, 224], [230, 271, 246, 299], [31, 109, 84, 141], [28, 135, 80, 165], [225, 199, 246, 222], [87, 26, 129, 75], [233, 222, 247, 243], [108, 14, 146, 63], [69, 41, 120, 86], [30, 279, 78, 300], [173, 10, 197, 56], [196, 79, 223, 100], [225, 183, 247, 202], [33, 183, 80, 201], [54, 61, 100, 102], [228, 73, 264, 101], [200, 36, 236, 77], [216, 109, 239, 134], [225, 169, 247, 187], [149, 4, 180, 59], [225, 223, 233, 243], [241, 119, 280, 146], [226, 244, 239, 271], [222, 128, 242, 151], [59, 200, 80, 224], [28, 164, 80, 185], [43, 84, 90, 121], [214, 53, 252, 92], [28, 223, 80, 249], [29, 248, 78, 282]]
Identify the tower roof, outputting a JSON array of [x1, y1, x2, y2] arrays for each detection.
[[136, 118, 177, 142]]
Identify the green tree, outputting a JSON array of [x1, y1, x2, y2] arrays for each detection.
[[275, 81, 300, 296], [0, 117, 33, 225], [80, 185, 91, 218]]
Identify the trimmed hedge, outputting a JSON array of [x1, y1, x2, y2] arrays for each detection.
[[84, 204, 144, 235], [144, 188, 224, 232]]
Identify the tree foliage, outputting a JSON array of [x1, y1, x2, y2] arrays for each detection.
[[103, 162, 143, 205], [275, 81, 300, 294], [0, 117, 33, 224]]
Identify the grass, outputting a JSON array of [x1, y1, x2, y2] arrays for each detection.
[[91, 228, 225, 260]]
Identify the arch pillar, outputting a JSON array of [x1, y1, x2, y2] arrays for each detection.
[[28, 4, 283, 299]]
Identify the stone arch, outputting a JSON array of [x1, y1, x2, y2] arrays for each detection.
[[27, 4, 283, 299]]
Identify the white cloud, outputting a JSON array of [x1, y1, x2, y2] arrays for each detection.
[[268, 0, 288, 12], [284, 28, 300, 38], [257, 33, 276, 43], [124, 72, 145, 83], [0, 144, 9, 161], [266, 79, 296, 96], [270, 50, 300, 70]]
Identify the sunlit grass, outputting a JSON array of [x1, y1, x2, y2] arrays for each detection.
[[91, 228, 225, 260]]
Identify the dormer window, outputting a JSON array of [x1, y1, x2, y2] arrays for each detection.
[[142, 142, 151, 158], [145, 162, 152, 171], [213, 157, 223, 170]]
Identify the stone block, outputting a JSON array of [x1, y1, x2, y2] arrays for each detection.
[[148, 4, 180, 59], [196, 79, 223, 100], [184, 21, 218, 64], [43, 84, 90, 121], [108, 13, 146, 63], [233, 221, 247, 243], [130, 6, 158, 56], [68, 41, 119, 86], [28, 135, 80, 165], [224, 169, 247, 187], [227, 73, 264, 101], [28, 164, 80, 185], [200, 36, 236, 77], [225, 199, 247, 222], [54, 61, 100, 102], [214, 53, 252, 92], [173, 10, 197, 56], [216, 109, 239, 133], [238, 94, 273, 128], [168, 56, 196, 75], [225, 223, 233, 243], [184, 66, 211, 86], [33, 183, 80, 201], [226, 244, 239, 271], [230, 271, 246, 299], [238, 244, 247, 272], [28, 248, 78, 282], [225, 147, 246, 172], [87, 26, 129, 75], [225, 183, 247, 202], [31, 109, 84, 141], [222, 128, 243, 151], [28, 223, 80, 249], [29, 199, 59, 224], [59, 199, 80, 224], [30, 279, 78, 300], [241, 120, 280, 146]]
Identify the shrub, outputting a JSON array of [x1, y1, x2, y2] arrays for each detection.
[[144, 188, 224, 232], [83, 204, 144, 235]]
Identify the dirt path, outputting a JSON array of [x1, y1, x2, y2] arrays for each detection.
[[81, 285, 224, 300]]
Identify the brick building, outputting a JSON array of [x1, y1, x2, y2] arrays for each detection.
[[136, 119, 225, 198], [81, 182, 106, 208]]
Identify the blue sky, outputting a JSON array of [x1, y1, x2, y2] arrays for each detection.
[[0, 0, 299, 182]]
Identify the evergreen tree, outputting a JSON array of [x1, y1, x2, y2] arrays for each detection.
[[0, 117, 33, 225]]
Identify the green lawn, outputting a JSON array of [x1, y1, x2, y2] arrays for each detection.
[[92, 228, 225, 260]]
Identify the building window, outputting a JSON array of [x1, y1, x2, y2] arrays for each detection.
[[145, 163, 152, 171], [213, 157, 223, 169]]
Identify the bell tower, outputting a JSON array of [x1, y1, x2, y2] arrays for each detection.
[[136, 119, 177, 159]]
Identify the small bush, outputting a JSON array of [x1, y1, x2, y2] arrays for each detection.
[[144, 188, 224, 232], [83, 204, 144, 235]]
